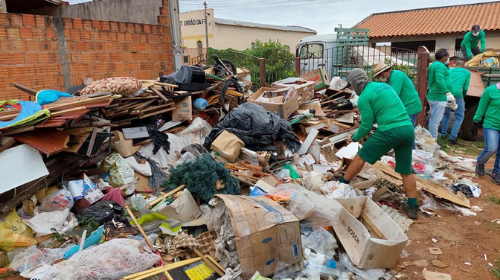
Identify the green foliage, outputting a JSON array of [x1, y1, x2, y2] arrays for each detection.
[[489, 196, 500, 206], [207, 39, 296, 90], [385, 57, 415, 81], [51, 228, 67, 243], [492, 258, 500, 278], [162, 154, 239, 203], [79, 216, 99, 232]]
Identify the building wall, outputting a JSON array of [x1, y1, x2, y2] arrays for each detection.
[[213, 24, 314, 51], [30, 0, 162, 25], [180, 8, 214, 51], [0, 2, 173, 100], [370, 31, 500, 55]]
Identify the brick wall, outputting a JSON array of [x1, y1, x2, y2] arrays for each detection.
[[0, 1, 173, 100]]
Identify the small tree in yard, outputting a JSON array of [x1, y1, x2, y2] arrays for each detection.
[[207, 40, 297, 89]]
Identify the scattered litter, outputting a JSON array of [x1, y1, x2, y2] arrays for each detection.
[[464, 262, 472, 266], [429, 247, 443, 255]]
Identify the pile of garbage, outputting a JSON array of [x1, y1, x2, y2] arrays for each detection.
[[0, 62, 481, 280]]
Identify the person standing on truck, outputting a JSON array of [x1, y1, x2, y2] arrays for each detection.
[[441, 60, 471, 144], [461, 24, 486, 61], [339, 69, 419, 219], [427, 48, 457, 140], [471, 82, 500, 184], [372, 62, 422, 126]]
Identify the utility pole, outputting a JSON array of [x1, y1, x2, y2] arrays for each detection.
[[169, 0, 183, 70], [204, 1, 209, 49]]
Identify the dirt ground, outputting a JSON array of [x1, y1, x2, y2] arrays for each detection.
[[396, 144, 500, 280]]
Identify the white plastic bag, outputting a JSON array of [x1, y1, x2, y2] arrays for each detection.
[[39, 189, 74, 212], [23, 209, 70, 237], [302, 227, 338, 256], [124, 156, 152, 176]]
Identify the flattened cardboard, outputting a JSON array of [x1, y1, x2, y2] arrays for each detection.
[[0, 144, 49, 194], [172, 96, 193, 121], [300, 68, 330, 91], [216, 195, 302, 279], [272, 79, 315, 104], [333, 196, 408, 269], [248, 87, 299, 119], [157, 189, 201, 223]]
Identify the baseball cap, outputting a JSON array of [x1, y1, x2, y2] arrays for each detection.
[[471, 24, 480, 33]]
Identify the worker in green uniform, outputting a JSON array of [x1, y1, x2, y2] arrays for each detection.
[[461, 24, 486, 61], [372, 61, 422, 126], [441, 60, 471, 144], [339, 69, 418, 219], [427, 48, 457, 140], [472, 82, 500, 184]]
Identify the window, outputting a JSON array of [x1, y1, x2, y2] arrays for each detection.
[[197, 41, 203, 56], [299, 43, 324, 59]]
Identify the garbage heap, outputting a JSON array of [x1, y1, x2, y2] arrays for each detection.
[[0, 64, 480, 280]]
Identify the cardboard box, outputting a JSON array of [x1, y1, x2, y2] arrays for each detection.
[[332, 196, 408, 269], [272, 78, 315, 104], [211, 130, 245, 162], [216, 195, 302, 279], [157, 189, 201, 223], [248, 87, 299, 119], [300, 68, 330, 91], [172, 96, 193, 121]]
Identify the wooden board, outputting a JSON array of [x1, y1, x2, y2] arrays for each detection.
[[373, 162, 470, 208]]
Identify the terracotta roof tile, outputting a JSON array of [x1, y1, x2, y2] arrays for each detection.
[[355, 1, 500, 38]]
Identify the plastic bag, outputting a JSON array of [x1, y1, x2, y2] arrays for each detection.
[[268, 184, 344, 227], [302, 171, 325, 194], [39, 189, 74, 212], [100, 153, 135, 188], [76, 200, 123, 225], [304, 248, 339, 277], [0, 209, 37, 250], [41, 239, 160, 280], [412, 149, 437, 175], [414, 126, 439, 154], [324, 182, 358, 199], [339, 253, 385, 280], [302, 228, 338, 257], [124, 156, 152, 176], [23, 209, 70, 237], [130, 194, 148, 210], [249, 271, 273, 280], [10, 245, 69, 273], [273, 261, 299, 279]]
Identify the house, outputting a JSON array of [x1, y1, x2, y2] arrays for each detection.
[[354, 1, 500, 56], [180, 8, 316, 55]]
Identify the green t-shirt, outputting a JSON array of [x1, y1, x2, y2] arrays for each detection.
[[427, 61, 452, 101], [473, 84, 500, 131], [388, 70, 422, 115], [353, 82, 412, 141], [448, 67, 471, 98], [461, 30, 486, 58]]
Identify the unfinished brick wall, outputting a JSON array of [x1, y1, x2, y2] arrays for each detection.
[[0, 2, 173, 100]]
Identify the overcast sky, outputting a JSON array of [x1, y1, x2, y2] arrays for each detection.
[[67, 0, 492, 34]]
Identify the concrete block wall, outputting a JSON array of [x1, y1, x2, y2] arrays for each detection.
[[0, 0, 173, 100]]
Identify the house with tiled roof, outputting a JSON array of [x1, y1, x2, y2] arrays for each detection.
[[354, 1, 500, 56]]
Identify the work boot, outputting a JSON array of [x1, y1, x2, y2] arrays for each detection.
[[403, 204, 419, 220], [448, 138, 459, 145], [476, 163, 485, 176], [491, 173, 500, 185]]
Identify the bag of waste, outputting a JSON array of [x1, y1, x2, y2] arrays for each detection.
[[0, 209, 37, 250], [76, 200, 123, 226], [39, 189, 74, 212]]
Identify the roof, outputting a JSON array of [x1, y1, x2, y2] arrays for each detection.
[[214, 18, 316, 34], [355, 1, 500, 38], [298, 34, 338, 44], [5, 0, 61, 13]]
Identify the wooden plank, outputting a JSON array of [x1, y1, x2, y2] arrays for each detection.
[[2, 126, 35, 136], [44, 96, 112, 110], [50, 107, 87, 117], [298, 128, 319, 155], [138, 106, 175, 119], [149, 87, 170, 103], [13, 83, 37, 96], [0, 137, 15, 153]]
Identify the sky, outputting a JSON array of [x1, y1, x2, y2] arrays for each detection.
[[67, 0, 493, 35]]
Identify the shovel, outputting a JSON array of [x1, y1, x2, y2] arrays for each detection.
[[125, 206, 163, 266]]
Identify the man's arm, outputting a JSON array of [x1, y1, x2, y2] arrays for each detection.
[[352, 98, 374, 142], [463, 34, 473, 58], [463, 70, 471, 96], [480, 31, 486, 53]]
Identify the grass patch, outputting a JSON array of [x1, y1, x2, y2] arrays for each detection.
[[492, 258, 500, 278], [489, 196, 500, 206], [437, 137, 484, 156]]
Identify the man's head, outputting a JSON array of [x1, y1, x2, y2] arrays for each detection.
[[435, 48, 449, 63], [471, 24, 481, 37], [346, 68, 370, 95], [372, 61, 392, 82], [455, 59, 465, 68]]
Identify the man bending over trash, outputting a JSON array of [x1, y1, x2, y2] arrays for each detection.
[[339, 69, 419, 219]]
